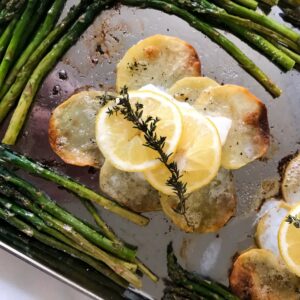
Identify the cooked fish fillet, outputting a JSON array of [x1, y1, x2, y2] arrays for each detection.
[[160, 168, 236, 233], [99, 160, 161, 212]]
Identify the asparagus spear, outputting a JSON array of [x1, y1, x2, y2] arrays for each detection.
[[0, 0, 67, 100], [177, 0, 300, 54], [224, 22, 295, 70], [0, 0, 27, 24], [0, 166, 137, 262], [0, 187, 137, 273], [0, 194, 79, 250], [123, 0, 281, 97], [172, 0, 296, 70], [280, 8, 300, 28], [0, 206, 131, 287], [212, 0, 300, 44], [163, 285, 206, 300], [167, 243, 239, 300], [81, 198, 159, 282], [232, 0, 258, 9], [2, 0, 114, 145], [0, 224, 128, 291], [0, 18, 17, 60], [0, 145, 149, 226], [80, 198, 118, 242], [0, 0, 93, 122], [0, 0, 39, 89]]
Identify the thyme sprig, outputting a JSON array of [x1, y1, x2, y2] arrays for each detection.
[[102, 87, 188, 214], [286, 215, 300, 228]]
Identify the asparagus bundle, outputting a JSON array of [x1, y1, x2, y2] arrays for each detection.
[[165, 243, 239, 300], [2, 0, 115, 145], [0, 0, 39, 88], [0, 0, 27, 24], [0, 144, 149, 226], [0, 168, 144, 287], [0, 0, 93, 122]]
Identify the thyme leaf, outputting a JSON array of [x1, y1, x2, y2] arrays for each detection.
[[286, 215, 300, 228], [100, 87, 188, 214]]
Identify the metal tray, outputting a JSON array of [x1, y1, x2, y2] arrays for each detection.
[[1, 1, 300, 299]]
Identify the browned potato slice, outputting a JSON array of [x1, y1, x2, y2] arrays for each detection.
[[194, 85, 270, 169], [255, 199, 291, 257], [168, 76, 219, 104], [116, 35, 201, 92], [160, 168, 236, 233], [99, 160, 161, 213], [282, 152, 300, 205], [230, 248, 300, 300], [49, 91, 105, 167]]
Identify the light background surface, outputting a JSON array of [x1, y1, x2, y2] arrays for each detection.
[[0, 249, 91, 300]]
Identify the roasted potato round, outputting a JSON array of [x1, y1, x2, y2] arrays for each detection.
[[194, 85, 270, 170], [282, 152, 300, 204], [49, 91, 106, 167], [168, 76, 219, 105], [99, 160, 161, 213], [116, 35, 201, 92], [160, 168, 236, 233], [230, 248, 300, 300]]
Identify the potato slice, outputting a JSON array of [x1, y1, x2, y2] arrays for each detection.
[[99, 160, 161, 212], [160, 168, 236, 233], [282, 152, 300, 204], [168, 76, 219, 105], [116, 35, 201, 92], [194, 85, 270, 169], [255, 199, 291, 257], [229, 248, 300, 300], [49, 91, 106, 167]]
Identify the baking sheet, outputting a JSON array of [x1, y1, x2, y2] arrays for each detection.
[[1, 1, 300, 299]]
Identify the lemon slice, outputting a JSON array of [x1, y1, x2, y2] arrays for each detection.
[[95, 90, 182, 172], [278, 203, 300, 276], [144, 104, 221, 195]]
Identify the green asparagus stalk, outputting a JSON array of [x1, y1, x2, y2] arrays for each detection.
[[81, 198, 159, 282], [0, 0, 39, 89], [0, 207, 130, 287], [2, 0, 114, 145], [167, 243, 239, 300], [0, 166, 137, 262], [0, 225, 128, 291], [276, 44, 300, 64], [224, 23, 295, 70], [0, 145, 149, 226], [212, 0, 300, 44], [0, 0, 66, 100], [0, 18, 17, 60], [163, 285, 206, 300], [80, 198, 118, 242], [232, 0, 258, 9], [0, 0, 27, 24], [0, 194, 80, 250], [280, 8, 300, 28], [123, 0, 281, 97], [0, 187, 137, 273], [0, 0, 93, 122], [177, 0, 297, 68], [188, 0, 300, 54]]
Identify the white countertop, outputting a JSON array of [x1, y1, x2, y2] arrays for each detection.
[[0, 249, 91, 300]]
